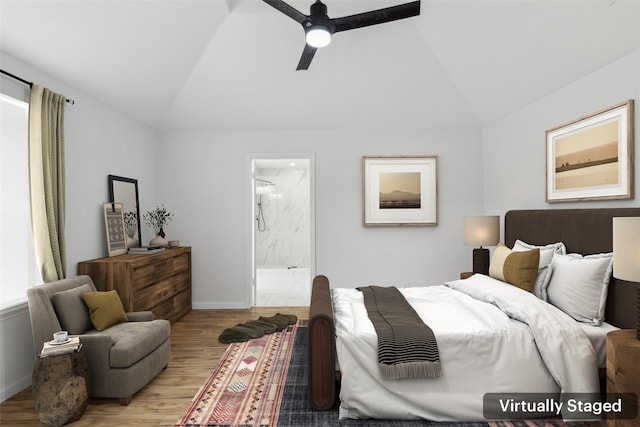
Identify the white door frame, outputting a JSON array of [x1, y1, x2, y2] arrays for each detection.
[[245, 153, 316, 307]]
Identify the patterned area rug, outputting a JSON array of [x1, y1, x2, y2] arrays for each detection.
[[175, 322, 299, 426], [176, 322, 598, 427]]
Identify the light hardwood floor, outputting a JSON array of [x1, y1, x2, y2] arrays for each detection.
[[0, 307, 309, 426]]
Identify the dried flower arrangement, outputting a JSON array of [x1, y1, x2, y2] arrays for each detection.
[[142, 204, 174, 237]]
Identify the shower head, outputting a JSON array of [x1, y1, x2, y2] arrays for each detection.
[[256, 178, 276, 186], [256, 178, 276, 195]]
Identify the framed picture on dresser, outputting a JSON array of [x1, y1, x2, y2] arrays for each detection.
[[103, 202, 127, 257]]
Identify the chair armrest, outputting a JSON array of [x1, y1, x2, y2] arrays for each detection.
[[126, 311, 154, 322], [78, 334, 113, 370]]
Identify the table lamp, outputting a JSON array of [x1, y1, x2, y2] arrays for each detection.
[[463, 215, 500, 276], [612, 217, 640, 340]]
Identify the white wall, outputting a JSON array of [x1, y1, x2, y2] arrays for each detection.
[[0, 52, 160, 400], [483, 48, 640, 216], [159, 129, 484, 308]]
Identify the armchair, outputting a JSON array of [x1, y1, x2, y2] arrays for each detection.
[[27, 275, 171, 405]]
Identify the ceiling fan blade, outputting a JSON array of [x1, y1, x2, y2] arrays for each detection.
[[296, 44, 318, 70], [262, 0, 307, 24], [332, 0, 420, 33]]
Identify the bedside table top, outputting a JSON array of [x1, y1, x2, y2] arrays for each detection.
[[607, 329, 639, 341]]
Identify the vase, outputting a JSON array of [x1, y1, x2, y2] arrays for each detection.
[[149, 226, 169, 247], [149, 234, 169, 247], [126, 235, 140, 248]]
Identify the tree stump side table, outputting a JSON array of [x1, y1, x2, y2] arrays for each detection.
[[32, 349, 89, 427]]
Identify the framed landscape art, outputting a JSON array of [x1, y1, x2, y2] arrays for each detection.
[[545, 100, 634, 202], [362, 155, 438, 226]]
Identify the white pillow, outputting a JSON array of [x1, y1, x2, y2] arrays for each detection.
[[512, 240, 566, 299], [542, 253, 613, 325]]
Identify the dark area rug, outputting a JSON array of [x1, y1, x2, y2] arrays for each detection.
[[278, 327, 489, 426], [278, 327, 597, 427]]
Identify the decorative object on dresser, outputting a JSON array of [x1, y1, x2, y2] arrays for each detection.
[[545, 99, 634, 203], [362, 155, 438, 226], [77, 246, 191, 324], [108, 175, 142, 248], [612, 217, 640, 340], [606, 330, 640, 426], [463, 215, 500, 275], [128, 245, 165, 254], [143, 204, 174, 247], [102, 202, 127, 257]]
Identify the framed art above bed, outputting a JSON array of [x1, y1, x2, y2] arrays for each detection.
[[362, 155, 438, 226], [545, 99, 634, 203]]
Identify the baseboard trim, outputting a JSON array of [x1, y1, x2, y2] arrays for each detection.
[[0, 375, 31, 403], [192, 302, 251, 310]]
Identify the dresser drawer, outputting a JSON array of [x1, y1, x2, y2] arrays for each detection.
[[133, 278, 172, 311], [173, 288, 191, 311], [152, 298, 175, 321], [132, 259, 173, 287], [173, 271, 190, 294], [173, 253, 190, 273]]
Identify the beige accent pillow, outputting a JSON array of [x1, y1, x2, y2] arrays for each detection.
[[52, 284, 93, 335], [489, 243, 540, 292], [81, 290, 128, 331]]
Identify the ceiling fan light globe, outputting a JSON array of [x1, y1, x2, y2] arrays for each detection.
[[306, 27, 331, 48]]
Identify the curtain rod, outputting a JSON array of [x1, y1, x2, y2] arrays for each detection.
[[1, 68, 75, 105]]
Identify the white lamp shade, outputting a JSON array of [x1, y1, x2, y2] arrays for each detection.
[[613, 217, 640, 282], [463, 216, 500, 246], [306, 26, 331, 48]]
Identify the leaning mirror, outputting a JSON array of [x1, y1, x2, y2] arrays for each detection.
[[108, 175, 141, 248]]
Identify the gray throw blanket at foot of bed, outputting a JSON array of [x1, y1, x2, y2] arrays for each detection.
[[358, 286, 442, 380]]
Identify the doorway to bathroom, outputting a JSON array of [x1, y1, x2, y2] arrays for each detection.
[[247, 154, 315, 307]]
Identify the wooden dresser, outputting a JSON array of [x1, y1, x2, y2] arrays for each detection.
[[606, 329, 640, 427], [77, 247, 191, 324]]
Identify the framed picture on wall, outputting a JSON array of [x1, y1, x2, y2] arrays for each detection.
[[545, 99, 634, 202], [103, 202, 128, 256], [362, 155, 438, 226]]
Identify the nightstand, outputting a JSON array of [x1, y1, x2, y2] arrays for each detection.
[[460, 272, 473, 280], [606, 329, 640, 427]]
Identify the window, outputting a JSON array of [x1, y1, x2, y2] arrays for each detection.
[[0, 93, 40, 309]]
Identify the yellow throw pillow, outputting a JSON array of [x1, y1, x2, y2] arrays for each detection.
[[489, 243, 540, 292], [82, 290, 128, 331]]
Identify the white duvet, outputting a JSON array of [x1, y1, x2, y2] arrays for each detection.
[[333, 274, 599, 421]]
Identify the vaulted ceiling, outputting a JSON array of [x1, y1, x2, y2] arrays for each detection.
[[2, 0, 640, 131]]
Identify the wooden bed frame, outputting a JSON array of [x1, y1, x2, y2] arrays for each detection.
[[307, 208, 640, 411]]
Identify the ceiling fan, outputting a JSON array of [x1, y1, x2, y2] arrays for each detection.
[[262, 0, 421, 70]]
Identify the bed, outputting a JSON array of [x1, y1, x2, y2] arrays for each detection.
[[307, 208, 640, 420]]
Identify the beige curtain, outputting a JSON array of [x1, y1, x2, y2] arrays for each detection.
[[29, 84, 66, 282]]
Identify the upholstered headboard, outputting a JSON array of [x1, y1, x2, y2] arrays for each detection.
[[504, 208, 640, 329]]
